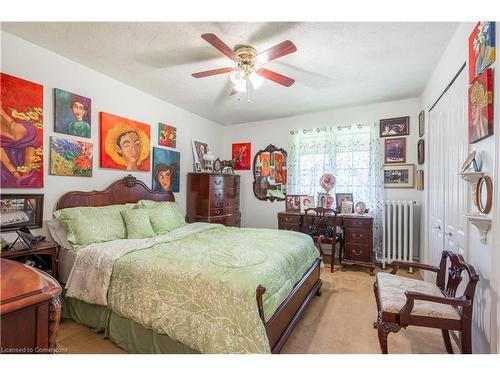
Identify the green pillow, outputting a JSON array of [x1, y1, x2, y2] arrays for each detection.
[[53, 205, 127, 249], [137, 200, 186, 234], [121, 209, 155, 239]]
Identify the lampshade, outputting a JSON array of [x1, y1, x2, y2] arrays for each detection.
[[230, 69, 244, 85], [234, 80, 247, 93], [249, 71, 264, 89]]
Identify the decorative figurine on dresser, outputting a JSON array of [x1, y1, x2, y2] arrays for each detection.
[[186, 173, 241, 227]]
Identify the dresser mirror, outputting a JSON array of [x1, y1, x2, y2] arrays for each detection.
[[253, 144, 287, 202], [476, 176, 492, 214]]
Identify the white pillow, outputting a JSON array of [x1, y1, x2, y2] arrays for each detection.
[[47, 218, 73, 250]]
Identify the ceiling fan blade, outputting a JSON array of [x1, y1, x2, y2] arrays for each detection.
[[192, 67, 234, 78], [229, 88, 238, 96], [201, 33, 238, 62], [257, 68, 295, 87], [257, 40, 297, 64]]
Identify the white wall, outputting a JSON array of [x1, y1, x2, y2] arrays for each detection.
[[420, 22, 499, 353], [222, 98, 422, 229], [0, 31, 224, 242]]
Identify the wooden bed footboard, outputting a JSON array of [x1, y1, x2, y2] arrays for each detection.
[[256, 257, 322, 353]]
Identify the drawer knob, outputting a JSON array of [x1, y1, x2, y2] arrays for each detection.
[[285, 217, 291, 222], [215, 180, 222, 185], [353, 233, 364, 240], [352, 248, 363, 256]]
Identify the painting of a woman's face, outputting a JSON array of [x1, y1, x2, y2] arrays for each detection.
[[71, 101, 87, 121], [158, 169, 171, 191], [116, 131, 140, 165]]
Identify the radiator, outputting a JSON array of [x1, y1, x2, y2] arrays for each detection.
[[382, 200, 419, 269]]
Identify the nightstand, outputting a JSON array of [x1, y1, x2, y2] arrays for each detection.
[[1, 240, 60, 279]]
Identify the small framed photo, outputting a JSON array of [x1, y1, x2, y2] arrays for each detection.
[[285, 195, 301, 212], [379, 116, 410, 137], [417, 139, 425, 165], [192, 140, 209, 170], [317, 193, 334, 209], [0, 194, 44, 232], [383, 164, 415, 188], [418, 110, 425, 137], [300, 195, 315, 213], [384, 137, 406, 164], [416, 170, 424, 191], [341, 201, 353, 215], [194, 161, 202, 173], [335, 193, 353, 213]]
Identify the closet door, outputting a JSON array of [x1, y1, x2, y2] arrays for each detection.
[[443, 69, 468, 256], [428, 67, 468, 265]]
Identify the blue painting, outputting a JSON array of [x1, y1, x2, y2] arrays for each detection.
[[152, 147, 180, 193], [54, 88, 91, 138]]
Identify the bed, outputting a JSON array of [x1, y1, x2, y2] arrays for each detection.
[[55, 175, 322, 354]]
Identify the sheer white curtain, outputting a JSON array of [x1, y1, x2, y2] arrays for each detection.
[[287, 123, 384, 253]]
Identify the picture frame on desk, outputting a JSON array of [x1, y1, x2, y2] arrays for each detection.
[[0, 194, 44, 232], [285, 195, 300, 212], [335, 193, 354, 213]]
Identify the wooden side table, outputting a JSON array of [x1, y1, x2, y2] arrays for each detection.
[[0, 240, 60, 279]]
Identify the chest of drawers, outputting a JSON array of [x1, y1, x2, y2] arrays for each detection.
[[277, 211, 375, 274], [186, 173, 241, 227]]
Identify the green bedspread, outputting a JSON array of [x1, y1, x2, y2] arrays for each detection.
[[66, 224, 319, 354]]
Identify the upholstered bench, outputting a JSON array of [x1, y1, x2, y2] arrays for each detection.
[[373, 251, 479, 354]]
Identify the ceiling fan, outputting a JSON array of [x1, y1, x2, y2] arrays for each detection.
[[191, 33, 297, 96]]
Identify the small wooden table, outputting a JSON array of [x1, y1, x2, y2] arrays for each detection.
[[0, 259, 62, 353], [1, 240, 60, 279], [277, 211, 375, 274]]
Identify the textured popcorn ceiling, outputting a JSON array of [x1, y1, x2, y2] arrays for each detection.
[[2, 22, 458, 125]]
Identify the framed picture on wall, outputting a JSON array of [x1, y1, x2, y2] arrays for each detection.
[[417, 139, 425, 165], [379, 116, 410, 137], [384, 137, 406, 164], [468, 68, 494, 144], [416, 170, 424, 191], [419, 110, 425, 137], [383, 164, 415, 188]]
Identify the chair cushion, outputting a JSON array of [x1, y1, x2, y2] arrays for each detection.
[[376, 272, 460, 320]]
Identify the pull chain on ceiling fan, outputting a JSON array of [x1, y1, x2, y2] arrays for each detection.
[[191, 33, 297, 98]]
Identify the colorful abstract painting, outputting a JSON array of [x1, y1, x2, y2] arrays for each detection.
[[1, 73, 44, 188], [232, 142, 251, 170], [468, 68, 494, 143], [54, 88, 91, 138], [469, 21, 496, 83], [50, 137, 93, 177], [152, 147, 180, 193], [158, 123, 176, 148], [100, 112, 151, 171]]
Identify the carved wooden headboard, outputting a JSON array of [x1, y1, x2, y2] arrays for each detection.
[[56, 175, 175, 210]]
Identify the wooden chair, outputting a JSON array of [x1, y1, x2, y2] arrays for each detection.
[[373, 251, 479, 354], [304, 207, 341, 273]]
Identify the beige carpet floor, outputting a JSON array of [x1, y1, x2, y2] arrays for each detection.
[[56, 265, 459, 354]]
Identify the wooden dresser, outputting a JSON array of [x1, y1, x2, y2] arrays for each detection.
[[277, 211, 374, 274], [0, 259, 62, 354], [186, 173, 241, 227]]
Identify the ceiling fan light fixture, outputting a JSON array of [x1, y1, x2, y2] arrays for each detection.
[[249, 71, 264, 89], [234, 80, 247, 93], [229, 69, 244, 85]]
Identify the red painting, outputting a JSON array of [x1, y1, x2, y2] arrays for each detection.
[[1, 73, 44, 188], [468, 68, 493, 144], [232, 142, 251, 170], [274, 152, 284, 183], [100, 112, 151, 171], [468, 22, 496, 83]]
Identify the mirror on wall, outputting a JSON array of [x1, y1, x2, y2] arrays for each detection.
[[252, 144, 287, 202]]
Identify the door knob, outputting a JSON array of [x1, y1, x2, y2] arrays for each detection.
[[445, 232, 452, 237], [434, 226, 441, 230]]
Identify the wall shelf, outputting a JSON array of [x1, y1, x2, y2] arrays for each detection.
[[458, 171, 484, 206], [464, 214, 492, 245]]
